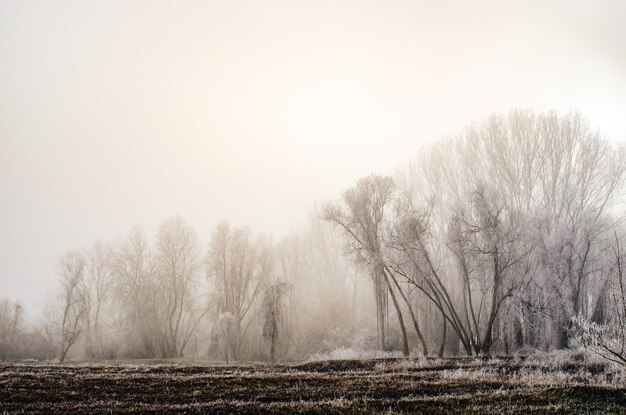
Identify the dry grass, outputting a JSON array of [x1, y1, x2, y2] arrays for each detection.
[[1, 352, 625, 414]]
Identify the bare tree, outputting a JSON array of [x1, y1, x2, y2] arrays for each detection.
[[0, 299, 24, 360], [79, 242, 115, 358], [324, 175, 429, 356], [112, 226, 159, 357], [449, 188, 535, 354], [154, 216, 204, 358], [57, 251, 87, 362], [396, 110, 625, 354], [24, 109, 624, 362], [573, 231, 626, 366], [388, 186, 534, 355], [261, 282, 288, 363], [207, 221, 269, 360], [272, 235, 301, 357]]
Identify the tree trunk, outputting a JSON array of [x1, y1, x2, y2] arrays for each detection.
[[381, 267, 409, 357], [270, 328, 276, 363], [438, 318, 446, 357], [374, 274, 387, 351], [385, 267, 428, 355]]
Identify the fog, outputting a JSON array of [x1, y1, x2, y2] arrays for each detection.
[[1, 0, 626, 332]]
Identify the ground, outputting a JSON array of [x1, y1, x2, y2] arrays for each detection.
[[1, 355, 625, 414]]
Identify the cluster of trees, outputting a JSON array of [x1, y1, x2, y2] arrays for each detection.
[[326, 110, 625, 358], [4, 214, 369, 362], [0, 299, 53, 360], [47, 219, 207, 361], [2, 110, 625, 363]]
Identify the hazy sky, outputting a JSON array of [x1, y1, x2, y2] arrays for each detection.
[[1, 0, 626, 320]]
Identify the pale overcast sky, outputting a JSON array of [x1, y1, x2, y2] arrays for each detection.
[[1, 0, 626, 319]]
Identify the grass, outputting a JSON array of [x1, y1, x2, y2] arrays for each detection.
[[1, 353, 625, 414]]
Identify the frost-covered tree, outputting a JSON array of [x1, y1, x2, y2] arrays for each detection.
[[31, 109, 624, 361], [112, 227, 160, 357], [395, 110, 625, 354], [324, 175, 428, 356], [82, 242, 114, 358], [387, 186, 534, 355], [261, 282, 288, 363], [0, 299, 24, 360], [56, 251, 87, 362], [206, 221, 270, 360], [154, 216, 205, 358], [573, 231, 626, 366]]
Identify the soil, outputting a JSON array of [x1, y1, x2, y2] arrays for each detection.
[[1, 358, 624, 414]]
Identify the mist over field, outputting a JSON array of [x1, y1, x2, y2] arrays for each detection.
[[2, 1, 626, 414]]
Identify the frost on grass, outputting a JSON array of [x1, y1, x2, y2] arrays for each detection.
[[307, 347, 403, 362], [2, 352, 626, 414]]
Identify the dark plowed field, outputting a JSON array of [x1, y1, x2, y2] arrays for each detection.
[[1, 358, 625, 414]]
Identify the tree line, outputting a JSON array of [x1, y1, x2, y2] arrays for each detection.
[[1, 109, 625, 363]]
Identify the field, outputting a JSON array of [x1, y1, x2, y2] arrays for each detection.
[[1, 354, 625, 414]]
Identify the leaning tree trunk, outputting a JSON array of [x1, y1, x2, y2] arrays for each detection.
[[381, 267, 409, 357], [385, 266, 428, 355]]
